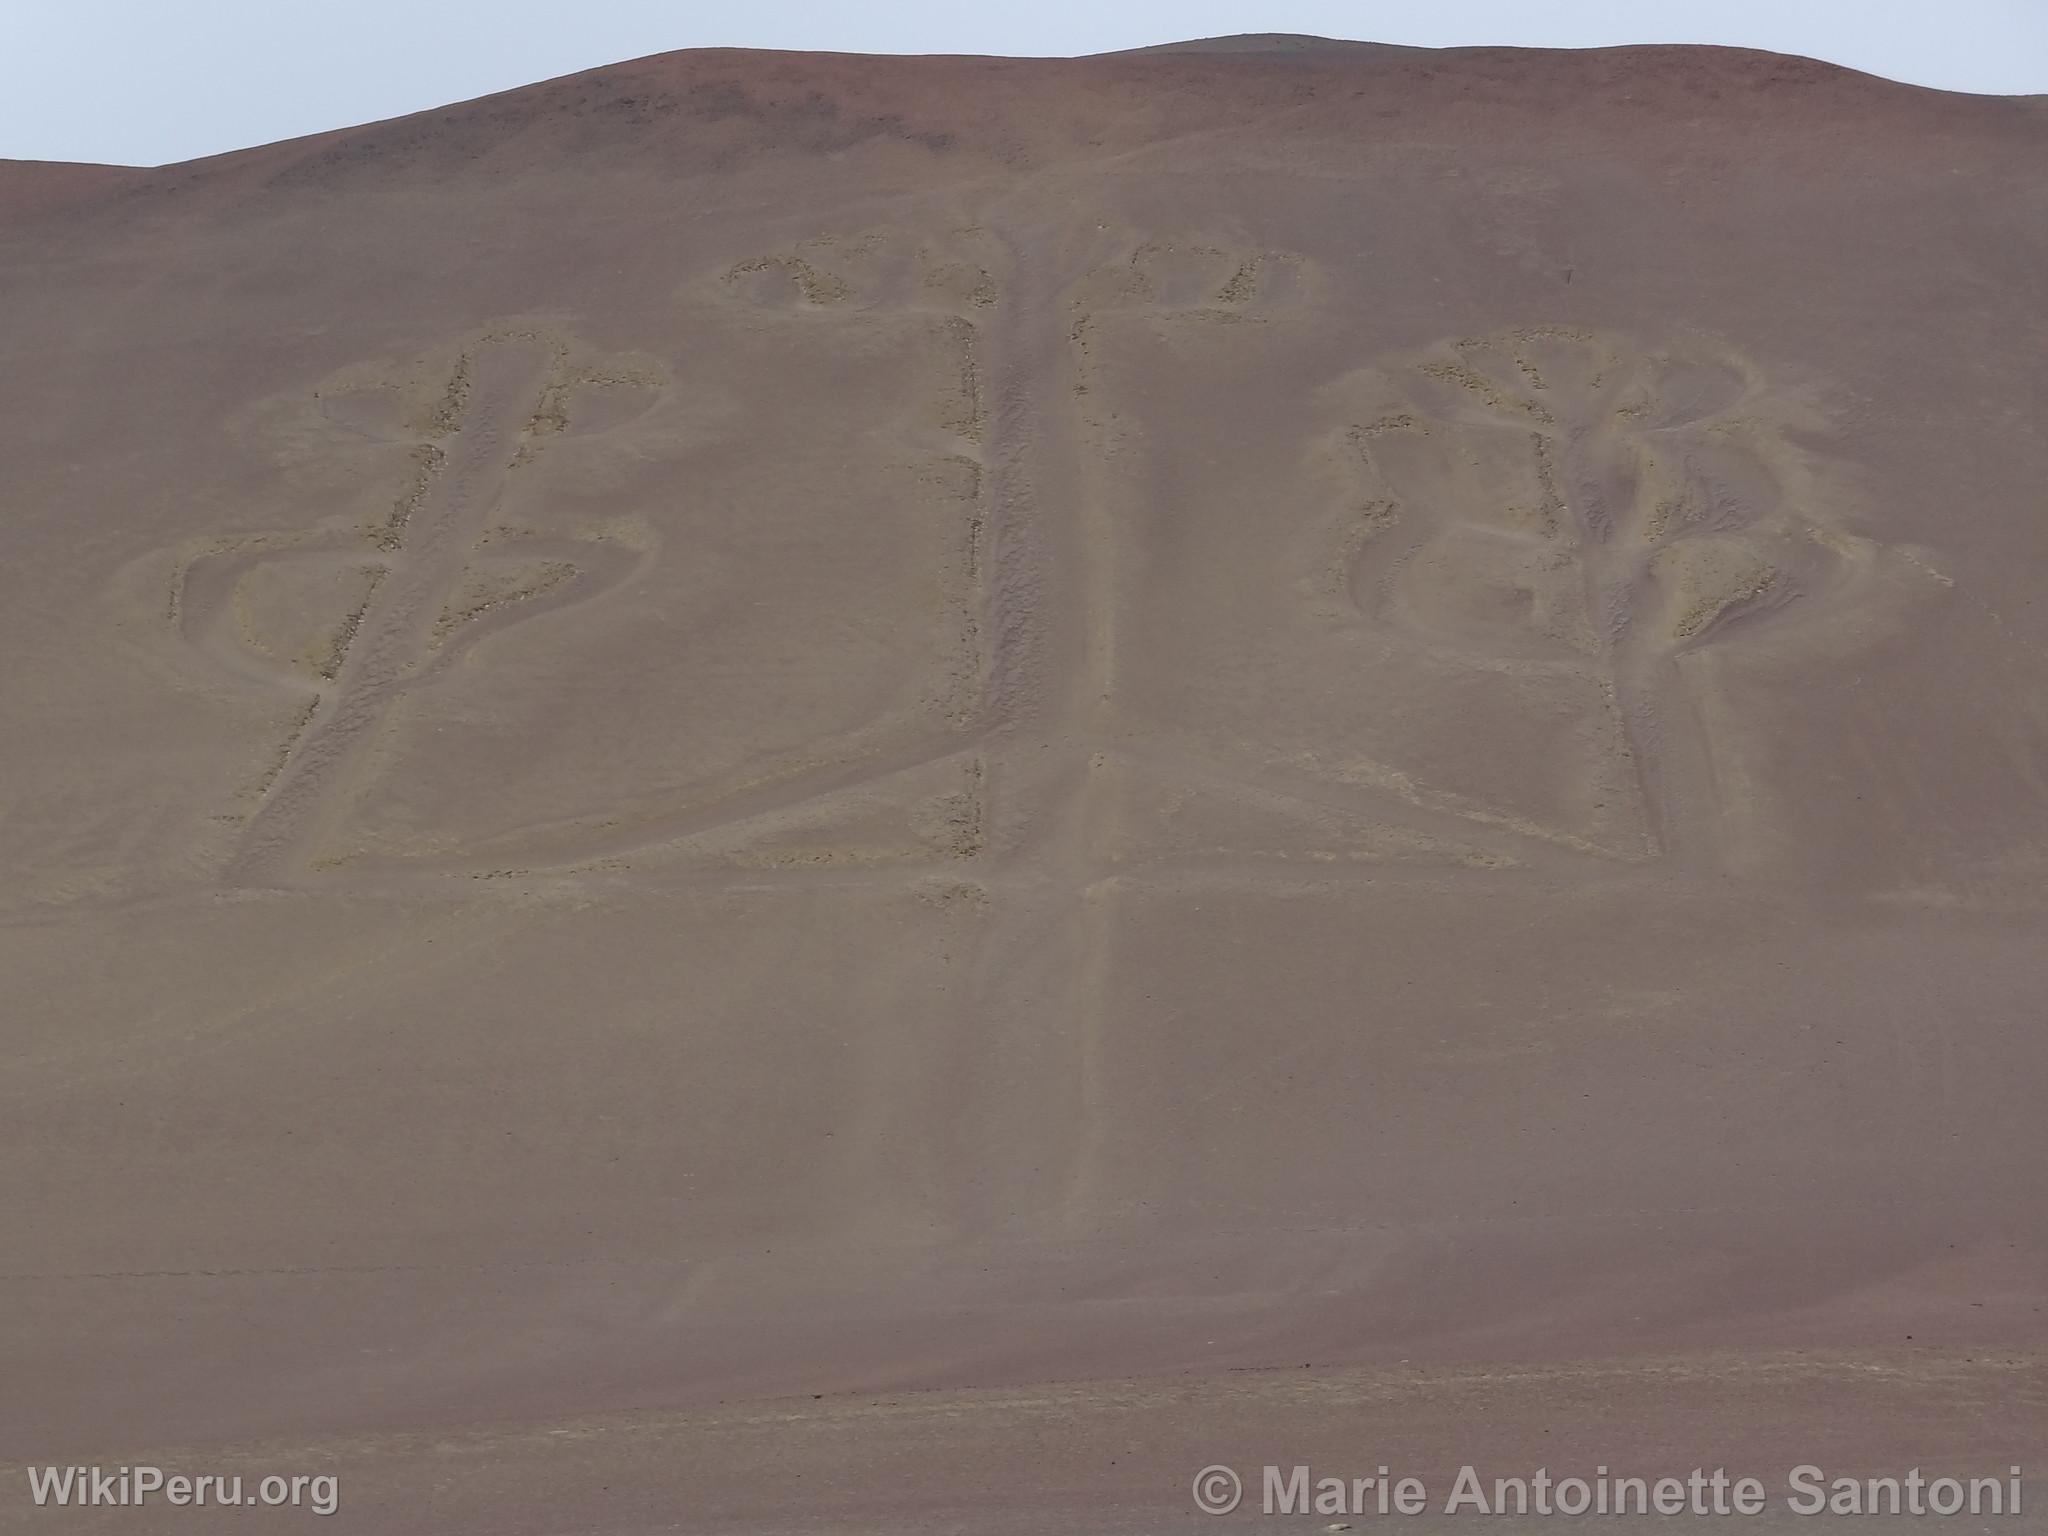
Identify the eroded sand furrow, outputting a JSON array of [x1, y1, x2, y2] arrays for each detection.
[[225, 342, 553, 884]]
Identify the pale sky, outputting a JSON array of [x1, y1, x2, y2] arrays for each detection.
[[8, 0, 2046, 167]]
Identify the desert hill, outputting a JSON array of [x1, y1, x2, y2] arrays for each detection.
[[2, 38, 2045, 1532]]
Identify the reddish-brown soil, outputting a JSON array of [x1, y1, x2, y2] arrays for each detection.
[[3, 36, 2045, 1532]]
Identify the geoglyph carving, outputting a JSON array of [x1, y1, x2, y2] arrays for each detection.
[[1327, 325, 1897, 863]]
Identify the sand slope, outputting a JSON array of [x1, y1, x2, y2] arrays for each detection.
[[2, 39, 2046, 1531]]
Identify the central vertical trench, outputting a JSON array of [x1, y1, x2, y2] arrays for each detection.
[[948, 215, 1123, 1238]]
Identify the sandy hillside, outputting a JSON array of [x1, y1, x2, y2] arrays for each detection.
[[2, 35, 2046, 1532]]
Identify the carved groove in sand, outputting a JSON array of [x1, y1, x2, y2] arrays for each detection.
[[720, 227, 1003, 322], [716, 227, 999, 451], [1328, 326, 1878, 863], [716, 227, 1000, 729], [1069, 238, 1306, 425], [1070, 238, 1306, 318], [170, 332, 663, 883], [164, 234, 1008, 887], [421, 241, 1009, 882], [498, 227, 1010, 881]]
